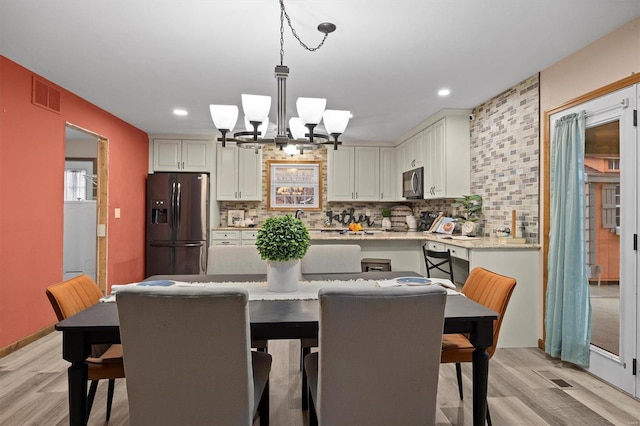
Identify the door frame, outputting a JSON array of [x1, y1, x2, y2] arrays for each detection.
[[543, 74, 640, 396], [65, 123, 109, 293]]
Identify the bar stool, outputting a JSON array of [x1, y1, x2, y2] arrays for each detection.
[[360, 258, 392, 272]]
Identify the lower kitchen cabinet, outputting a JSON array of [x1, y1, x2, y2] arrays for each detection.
[[211, 229, 258, 245]]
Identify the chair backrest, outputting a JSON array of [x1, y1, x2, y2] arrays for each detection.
[[316, 286, 447, 425], [301, 244, 361, 274], [207, 245, 267, 275], [45, 274, 103, 321], [116, 286, 255, 426], [461, 267, 517, 356], [423, 245, 454, 282]]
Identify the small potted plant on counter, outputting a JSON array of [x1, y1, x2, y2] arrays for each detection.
[[256, 214, 310, 292], [451, 194, 483, 236], [381, 208, 392, 230]]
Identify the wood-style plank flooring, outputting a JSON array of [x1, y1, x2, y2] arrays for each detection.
[[1, 332, 639, 425]]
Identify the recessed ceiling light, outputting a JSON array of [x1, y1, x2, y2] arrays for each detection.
[[173, 109, 188, 116], [438, 88, 451, 97]]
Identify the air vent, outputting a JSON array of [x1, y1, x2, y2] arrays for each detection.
[[32, 77, 61, 113]]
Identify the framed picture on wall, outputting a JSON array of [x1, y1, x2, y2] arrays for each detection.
[[267, 160, 322, 211]]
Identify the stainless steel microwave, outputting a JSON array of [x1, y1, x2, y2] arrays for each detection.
[[402, 167, 424, 199]]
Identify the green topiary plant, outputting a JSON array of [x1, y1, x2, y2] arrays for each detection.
[[256, 215, 310, 262], [451, 194, 483, 222]]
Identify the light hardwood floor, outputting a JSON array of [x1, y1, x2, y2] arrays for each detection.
[[1, 332, 639, 425]]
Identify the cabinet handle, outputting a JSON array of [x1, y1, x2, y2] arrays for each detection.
[[182, 161, 185, 169], [356, 192, 358, 199], [380, 193, 383, 199], [239, 192, 242, 198], [222, 241, 230, 245], [235, 192, 238, 198]]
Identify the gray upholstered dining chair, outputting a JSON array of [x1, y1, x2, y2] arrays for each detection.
[[304, 286, 447, 425], [299, 243, 362, 408], [207, 245, 268, 275], [300, 244, 362, 274], [207, 245, 268, 351], [116, 286, 272, 426]]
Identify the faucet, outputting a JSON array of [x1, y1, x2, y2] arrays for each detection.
[[295, 209, 304, 219]]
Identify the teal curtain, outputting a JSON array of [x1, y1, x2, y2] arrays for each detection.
[[545, 111, 591, 367]]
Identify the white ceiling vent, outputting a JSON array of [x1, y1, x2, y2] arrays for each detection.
[[32, 77, 61, 113]]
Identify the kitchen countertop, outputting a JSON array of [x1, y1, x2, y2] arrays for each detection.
[[212, 227, 540, 249]]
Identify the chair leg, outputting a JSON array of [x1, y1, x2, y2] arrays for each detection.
[[307, 391, 318, 426], [455, 362, 464, 400], [301, 350, 310, 410], [86, 380, 98, 422], [258, 379, 270, 426], [106, 379, 115, 420], [486, 404, 492, 426]]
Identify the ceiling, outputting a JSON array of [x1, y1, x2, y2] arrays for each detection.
[[2, 1, 639, 146]]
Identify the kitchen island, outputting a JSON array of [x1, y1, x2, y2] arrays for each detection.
[[212, 227, 541, 348]]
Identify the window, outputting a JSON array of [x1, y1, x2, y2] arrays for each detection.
[[64, 169, 87, 201], [601, 184, 620, 232], [607, 159, 620, 170]]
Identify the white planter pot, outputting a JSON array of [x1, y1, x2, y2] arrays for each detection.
[[267, 259, 300, 293], [382, 217, 392, 230]]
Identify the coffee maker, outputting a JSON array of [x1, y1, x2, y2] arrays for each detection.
[[418, 211, 439, 231]]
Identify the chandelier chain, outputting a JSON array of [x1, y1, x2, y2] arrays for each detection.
[[279, 0, 329, 66]]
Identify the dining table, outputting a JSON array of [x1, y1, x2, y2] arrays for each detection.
[[55, 271, 498, 426]]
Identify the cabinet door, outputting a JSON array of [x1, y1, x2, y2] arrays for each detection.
[[216, 144, 239, 200], [380, 147, 397, 201], [153, 139, 181, 171], [354, 147, 380, 200], [181, 140, 209, 171], [237, 148, 262, 200], [327, 147, 355, 201], [413, 131, 425, 168], [424, 121, 445, 199]]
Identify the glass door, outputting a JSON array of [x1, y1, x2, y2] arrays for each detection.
[[550, 85, 637, 395]]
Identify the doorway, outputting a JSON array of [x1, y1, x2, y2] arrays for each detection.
[[64, 124, 108, 292], [548, 85, 637, 396]]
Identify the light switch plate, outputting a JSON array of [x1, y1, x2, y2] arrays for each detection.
[[114, 208, 121, 218]]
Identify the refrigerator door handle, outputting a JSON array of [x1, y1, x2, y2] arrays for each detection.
[[149, 242, 203, 247], [170, 182, 175, 229], [176, 182, 182, 230]]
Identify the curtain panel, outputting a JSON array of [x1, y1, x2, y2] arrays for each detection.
[[545, 111, 591, 367]]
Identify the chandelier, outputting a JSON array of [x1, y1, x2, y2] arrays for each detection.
[[209, 0, 350, 153]]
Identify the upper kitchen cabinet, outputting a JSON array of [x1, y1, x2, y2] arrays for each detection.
[[327, 147, 380, 201], [423, 116, 470, 199], [216, 142, 262, 201], [379, 147, 397, 201], [398, 131, 425, 173], [153, 139, 211, 172]]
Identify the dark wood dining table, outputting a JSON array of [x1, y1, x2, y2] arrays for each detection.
[[55, 271, 498, 426]]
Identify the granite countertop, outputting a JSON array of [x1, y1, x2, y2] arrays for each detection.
[[212, 227, 540, 249]]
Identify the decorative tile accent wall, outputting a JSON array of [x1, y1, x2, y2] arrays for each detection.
[[470, 74, 540, 240]]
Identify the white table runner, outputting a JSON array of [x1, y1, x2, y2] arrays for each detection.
[[102, 278, 460, 302]]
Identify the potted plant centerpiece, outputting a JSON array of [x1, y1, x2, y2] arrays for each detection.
[[256, 214, 310, 292], [451, 194, 483, 236]]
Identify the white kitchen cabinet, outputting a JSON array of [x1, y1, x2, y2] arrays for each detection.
[[216, 143, 262, 201], [327, 147, 379, 201], [211, 230, 240, 245], [398, 131, 425, 173], [423, 117, 470, 199], [153, 139, 210, 172], [379, 147, 397, 201]]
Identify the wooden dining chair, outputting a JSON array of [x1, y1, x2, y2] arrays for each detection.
[[423, 245, 455, 283], [304, 286, 447, 425], [441, 267, 517, 425], [116, 286, 272, 426], [46, 274, 124, 422]]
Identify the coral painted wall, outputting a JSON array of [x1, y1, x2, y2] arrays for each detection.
[[0, 57, 149, 348]]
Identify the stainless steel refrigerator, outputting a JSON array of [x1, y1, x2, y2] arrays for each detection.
[[146, 173, 209, 276]]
